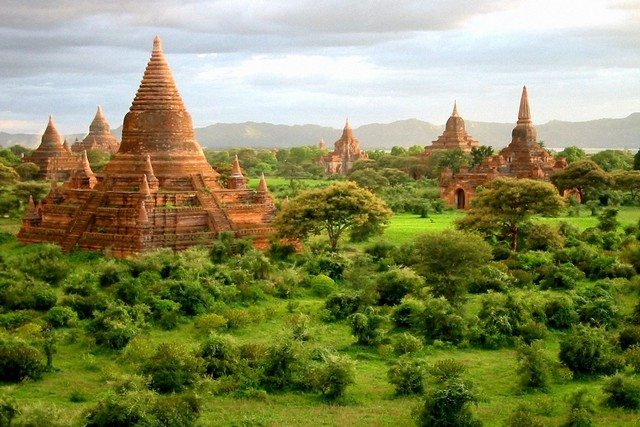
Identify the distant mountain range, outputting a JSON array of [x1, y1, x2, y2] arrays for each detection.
[[2, 113, 639, 151]]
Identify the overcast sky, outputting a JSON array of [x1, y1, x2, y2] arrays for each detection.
[[1, 0, 638, 134]]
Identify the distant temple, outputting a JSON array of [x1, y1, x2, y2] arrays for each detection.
[[440, 87, 566, 209], [72, 106, 120, 154], [423, 101, 479, 155], [319, 120, 368, 174], [21, 116, 79, 180], [18, 36, 276, 257]]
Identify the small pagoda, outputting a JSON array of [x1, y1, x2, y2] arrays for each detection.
[[18, 36, 276, 256], [320, 120, 368, 174], [440, 87, 566, 209], [423, 101, 479, 155], [72, 106, 120, 154], [22, 116, 79, 180]]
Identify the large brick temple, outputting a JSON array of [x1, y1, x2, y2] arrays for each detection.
[[18, 36, 276, 257], [72, 106, 120, 154], [21, 116, 79, 180], [320, 120, 368, 174], [422, 101, 479, 156], [440, 86, 566, 209]]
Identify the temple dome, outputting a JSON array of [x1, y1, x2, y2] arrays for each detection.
[[444, 101, 465, 133]]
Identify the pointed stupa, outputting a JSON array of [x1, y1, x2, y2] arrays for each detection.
[[424, 101, 478, 154], [451, 100, 459, 117], [62, 139, 72, 153], [517, 86, 532, 124], [41, 116, 64, 151], [509, 85, 538, 145], [90, 106, 109, 133], [140, 174, 151, 197], [321, 118, 367, 175], [228, 155, 247, 189], [258, 173, 268, 193], [73, 106, 120, 154], [67, 150, 96, 189], [318, 138, 327, 150], [231, 155, 243, 177], [144, 154, 158, 183], [27, 195, 36, 212], [138, 200, 149, 223]]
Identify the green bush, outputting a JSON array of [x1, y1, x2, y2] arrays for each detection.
[[310, 353, 356, 400], [87, 303, 148, 350], [559, 326, 620, 375], [147, 297, 181, 330], [524, 223, 565, 251], [375, 267, 424, 306], [261, 339, 303, 391], [161, 280, 214, 316], [473, 292, 531, 349], [538, 263, 584, 290], [387, 356, 427, 395], [602, 374, 640, 409], [618, 326, 640, 350], [561, 389, 595, 427], [45, 306, 78, 328], [1, 281, 57, 311], [574, 283, 619, 328], [142, 343, 204, 393], [391, 297, 424, 328], [200, 333, 239, 378], [545, 295, 579, 330], [349, 307, 384, 346], [515, 340, 552, 390], [392, 332, 424, 355], [324, 292, 362, 321], [309, 274, 337, 297], [0, 336, 45, 381], [419, 297, 465, 344], [17, 244, 70, 286], [468, 265, 513, 294], [0, 394, 18, 426], [506, 406, 544, 427]]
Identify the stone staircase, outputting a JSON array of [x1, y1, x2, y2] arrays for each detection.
[[191, 174, 235, 233], [60, 192, 104, 252]]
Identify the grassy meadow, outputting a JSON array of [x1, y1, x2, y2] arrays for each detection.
[[1, 205, 640, 426]]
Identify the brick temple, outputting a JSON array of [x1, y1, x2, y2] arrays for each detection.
[[72, 106, 120, 154], [21, 116, 79, 180], [18, 36, 276, 257], [422, 101, 479, 156], [440, 87, 566, 209], [320, 120, 368, 174]]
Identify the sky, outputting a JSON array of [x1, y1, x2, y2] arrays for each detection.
[[0, 0, 639, 134]]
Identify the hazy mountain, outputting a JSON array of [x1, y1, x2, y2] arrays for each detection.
[[3, 114, 639, 151]]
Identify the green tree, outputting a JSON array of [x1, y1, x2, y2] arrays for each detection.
[[13, 162, 40, 180], [634, 148, 640, 171], [457, 178, 564, 250], [275, 182, 392, 251], [438, 148, 469, 174], [590, 149, 634, 172], [348, 169, 390, 192], [612, 170, 640, 201], [555, 146, 587, 164], [550, 160, 610, 203], [469, 146, 494, 168], [406, 230, 492, 303], [0, 163, 19, 186]]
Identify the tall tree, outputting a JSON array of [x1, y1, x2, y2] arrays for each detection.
[[457, 178, 564, 250], [275, 182, 392, 251], [550, 160, 610, 203], [555, 146, 587, 164], [634, 148, 640, 171], [469, 146, 494, 168], [590, 149, 634, 172]]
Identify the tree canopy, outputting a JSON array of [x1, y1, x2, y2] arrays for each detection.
[[457, 178, 564, 250], [590, 149, 634, 172], [550, 160, 610, 203], [275, 181, 392, 251], [634, 148, 640, 171], [555, 146, 587, 164]]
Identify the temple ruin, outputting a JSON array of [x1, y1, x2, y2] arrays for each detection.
[[422, 101, 479, 155], [440, 87, 566, 209], [21, 116, 80, 180], [72, 106, 120, 154], [320, 120, 368, 174], [18, 36, 276, 256]]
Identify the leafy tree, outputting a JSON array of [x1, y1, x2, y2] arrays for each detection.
[[438, 148, 469, 174], [390, 146, 407, 156], [469, 145, 494, 168], [551, 160, 610, 203], [457, 178, 564, 250], [275, 182, 392, 251], [12, 181, 50, 203], [612, 170, 640, 201], [143, 343, 204, 393], [590, 149, 633, 172], [555, 146, 587, 164], [634, 148, 640, 171], [0, 163, 19, 186], [13, 162, 40, 180], [348, 169, 390, 192], [406, 230, 492, 303]]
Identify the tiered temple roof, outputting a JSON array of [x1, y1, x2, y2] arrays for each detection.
[[22, 116, 79, 180], [440, 87, 565, 209], [319, 120, 368, 174], [72, 106, 120, 154], [18, 36, 276, 256], [423, 101, 479, 155]]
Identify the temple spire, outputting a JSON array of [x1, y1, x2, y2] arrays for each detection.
[[231, 154, 243, 177], [518, 86, 531, 122], [62, 139, 72, 153], [138, 200, 149, 223], [140, 174, 151, 197], [145, 154, 158, 183], [81, 150, 92, 172], [42, 115, 63, 148], [27, 195, 36, 212], [452, 100, 459, 117], [258, 173, 268, 193]]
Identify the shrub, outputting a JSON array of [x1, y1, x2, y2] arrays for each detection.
[[193, 313, 227, 335], [602, 374, 640, 409], [87, 303, 148, 350], [200, 333, 239, 378], [545, 295, 579, 330], [304, 252, 350, 280], [364, 240, 397, 262], [223, 308, 252, 329], [538, 263, 585, 290], [1, 281, 57, 311], [0, 336, 45, 381], [574, 284, 619, 328], [597, 207, 619, 232], [161, 280, 214, 316], [349, 307, 384, 346], [142, 343, 204, 393], [524, 223, 565, 251], [387, 356, 427, 395], [619, 326, 640, 350], [561, 389, 595, 427], [0, 394, 18, 426], [473, 292, 531, 349], [506, 406, 544, 427], [515, 340, 552, 390], [559, 326, 620, 375], [261, 339, 303, 391], [309, 274, 337, 297], [286, 313, 311, 341], [0, 311, 34, 329], [17, 244, 70, 286], [468, 265, 513, 294], [392, 332, 424, 355], [375, 267, 424, 306], [391, 297, 424, 328], [324, 292, 362, 321], [310, 353, 356, 400], [44, 306, 78, 328], [153, 393, 201, 426], [98, 261, 129, 288], [419, 297, 465, 344], [147, 297, 181, 330]]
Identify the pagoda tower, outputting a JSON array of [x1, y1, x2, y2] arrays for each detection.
[[18, 36, 276, 256], [423, 101, 479, 155], [320, 119, 368, 174], [72, 106, 120, 154], [22, 116, 79, 180]]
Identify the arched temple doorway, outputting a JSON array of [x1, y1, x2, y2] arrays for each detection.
[[454, 188, 466, 209]]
